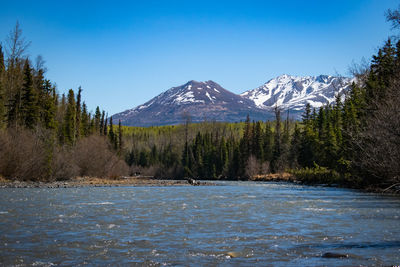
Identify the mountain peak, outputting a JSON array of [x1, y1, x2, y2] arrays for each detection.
[[241, 75, 353, 111], [112, 74, 353, 126], [113, 80, 270, 126]]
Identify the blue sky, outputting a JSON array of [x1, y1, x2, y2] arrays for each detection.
[[0, 0, 398, 115]]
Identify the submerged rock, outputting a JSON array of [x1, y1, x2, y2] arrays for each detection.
[[322, 252, 349, 259]]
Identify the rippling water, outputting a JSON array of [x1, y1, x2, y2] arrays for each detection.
[[0, 182, 399, 266]]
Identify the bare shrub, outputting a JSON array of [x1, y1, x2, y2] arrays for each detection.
[[154, 165, 178, 179], [0, 129, 49, 181], [72, 135, 129, 178], [260, 161, 270, 175], [245, 155, 260, 179], [129, 164, 158, 177], [52, 147, 79, 181]]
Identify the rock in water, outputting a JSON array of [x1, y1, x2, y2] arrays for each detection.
[[187, 178, 200, 186], [322, 252, 349, 259], [226, 251, 240, 258]]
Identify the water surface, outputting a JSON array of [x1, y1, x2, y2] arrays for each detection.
[[0, 182, 399, 266]]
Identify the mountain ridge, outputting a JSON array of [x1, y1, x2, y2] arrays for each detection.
[[241, 74, 353, 111], [113, 75, 352, 126]]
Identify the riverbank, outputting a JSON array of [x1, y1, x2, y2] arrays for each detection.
[[0, 176, 215, 188], [251, 172, 297, 182], [250, 173, 400, 195]]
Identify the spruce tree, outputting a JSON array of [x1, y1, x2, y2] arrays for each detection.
[[271, 107, 282, 172], [118, 119, 123, 152], [75, 86, 82, 139], [263, 121, 273, 162], [80, 102, 89, 137], [41, 80, 56, 130], [0, 45, 5, 128], [288, 124, 301, 168], [253, 121, 264, 160], [109, 116, 116, 149], [0, 44, 4, 73], [63, 89, 76, 145], [21, 60, 39, 129], [100, 110, 105, 135], [218, 136, 228, 177], [239, 115, 252, 174], [103, 115, 108, 136], [94, 106, 101, 134]]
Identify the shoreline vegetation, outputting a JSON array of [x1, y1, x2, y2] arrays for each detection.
[[0, 9, 399, 193]]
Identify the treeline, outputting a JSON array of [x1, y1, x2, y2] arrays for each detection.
[[122, 114, 297, 180], [0, 23, 128, 181], [290, 12, 400, 188], [122, 10, 400, 188]]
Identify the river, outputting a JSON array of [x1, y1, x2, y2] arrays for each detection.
[[0, 181, 399, 266]]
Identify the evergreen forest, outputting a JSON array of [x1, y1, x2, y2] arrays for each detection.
[[0, 9, 399, 190]]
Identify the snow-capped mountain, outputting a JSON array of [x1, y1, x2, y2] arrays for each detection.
[[113, 80, 272, 126], [113, 75, 353, 126], [241, 74, 352, 111], [241, 74, 353, 111]]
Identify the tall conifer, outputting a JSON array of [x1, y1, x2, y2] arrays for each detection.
[[75, 86, 82, 139], [0, 45, 5, 128], [21, 60, 39, 129], [63, 89, 76, 144]]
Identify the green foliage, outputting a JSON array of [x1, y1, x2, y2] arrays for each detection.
[[0, 45, 5, 128], [63, 89, 76, 145], [290, 164, 341, 185], [21, 60, 39, 129]]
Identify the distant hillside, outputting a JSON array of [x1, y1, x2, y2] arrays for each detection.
[[113, 75, 352, 126], [113, 80, 273, 126]]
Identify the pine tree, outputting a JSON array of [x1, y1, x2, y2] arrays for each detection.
[[103, 115, 108, 136], [302, 103, 312, 128], [75, 86, 82, 139], [41, 80, 56, 130], [218, 136, 228, 177], [271, 107, 282, 172], [0, 44, 4, 73], [228, 144, 241, 179], [253, 121, 264, 160], [0, 45, 5, 128], [299, 106, 319, 168], [63, 89, 76, 144], [182, 140, 192, 177], [21, 59, 39, 129], [100, 110, 105, 135], [94, 106, 101, 134], [56, 93, 67, 143], [118, 119, 123, 152], [239, 114, 252, 174], [263, 121, 273, 162], [288, 124, 301, 168], [81, 102, 89, 136], [109, 116, 117, 149]]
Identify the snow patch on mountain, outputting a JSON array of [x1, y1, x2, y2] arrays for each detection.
[[113, 75, 353, 126], [241, 74, 353, 111]]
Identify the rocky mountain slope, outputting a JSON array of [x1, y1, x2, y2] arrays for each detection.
[[113, 80, 272, 126], [241, 74, 352, 111], [113, 75, 353, 126]]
